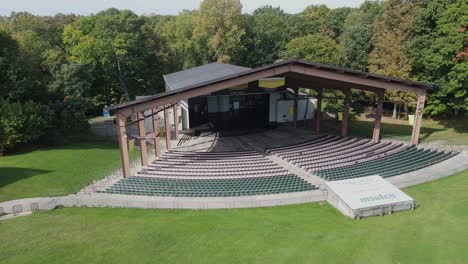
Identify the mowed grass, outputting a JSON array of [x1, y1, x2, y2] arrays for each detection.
[[0, 141, 137, 202], [1, 169, 467, 264], [321, 114, 468, 145]]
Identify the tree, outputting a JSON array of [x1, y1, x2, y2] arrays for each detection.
[[156, 11, 199, 70], [63, 8, 164, 102], [368, 0, 420, 118], [406, 0, 467, 116], [0, 99, 53, 155], [10, 29, 50, 101], [298, 5, 333, 37], [48, 63, 93, 98], [242, 6, 294, 67], [369, 0, 418, 79], [192, 0, 245, 64], [0, 31, 19, 99], [339, 1, 383, 71], [326, 7, 355, 39], [281, 34, 341, 65]]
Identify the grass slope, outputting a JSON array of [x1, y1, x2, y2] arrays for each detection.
[[0, 141, 136, 202], [1, 170, 467, 264]]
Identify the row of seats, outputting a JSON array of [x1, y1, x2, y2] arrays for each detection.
[[316, 147, 458, 181], [99, 150, 317, 197], [98, 174, 317, 197], [266, 135, 407, 172], [140, 150, 289, 179]]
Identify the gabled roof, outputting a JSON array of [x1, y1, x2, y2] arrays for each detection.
[[113, 58, 434, 113], [163, 62, 251, 91]]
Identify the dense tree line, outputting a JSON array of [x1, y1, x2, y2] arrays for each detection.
[[0, 0, 466, 152]]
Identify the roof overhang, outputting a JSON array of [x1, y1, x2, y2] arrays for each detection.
[[113, 59, 433, 117]]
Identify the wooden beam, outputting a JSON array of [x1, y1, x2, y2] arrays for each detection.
[[372, 89, 385, 142], [411, 93, 426, 145], [342, 88, 351, 137], [151, 107, 161, 158], [173, 103, 179, 140], [164, 105, 171, 149], [291, 76, 375, 93], [116, 112, 130, 178], [293, 87, 298, 128], [290, 65, 425, 95], [315, 88, 323, 134], [137, 111, 148, 166], [124, 103, 176, 127]]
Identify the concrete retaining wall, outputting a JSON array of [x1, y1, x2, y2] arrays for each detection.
[[0, 191, 325, 216], [387, 152, 468, 188]]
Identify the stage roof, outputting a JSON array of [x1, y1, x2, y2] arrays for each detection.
[[113, 58, 434, 113], [163, 62, 251, 92]]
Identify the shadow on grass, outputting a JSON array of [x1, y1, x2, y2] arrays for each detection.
[[0, 167, 53, 188], [436, 116, 468, 134]]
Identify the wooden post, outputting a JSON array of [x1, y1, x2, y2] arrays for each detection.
[[152, 107, 161, 158], [116, 112, 130, 178], [315, 88, 323, 134], [372, 89, 384, 142], [173, 103, 179, 140], [137, 111, 148, 166], [342, 88, 351, 137], [293, 86, 298, 128], [164, 105, 171, 149], [411, 93, 426, 145]]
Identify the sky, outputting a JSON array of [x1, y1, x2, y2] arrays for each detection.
[[0, 0, 365, 16]]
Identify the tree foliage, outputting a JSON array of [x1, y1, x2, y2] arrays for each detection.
[[368, 0, 420, 113], [406, 0, 468, 115], [0, 30, 20, 99], [0, 1, 467, 152], [340, 1, 383, 71], [156, 11, 198, 70], [0, 99, 53, 153], [63, 8, 164, 102], [192, 0, 245, 64], [282, 34, 341, 65], [242, 6, 295, 67]]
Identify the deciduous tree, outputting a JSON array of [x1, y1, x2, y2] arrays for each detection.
[[193, 0, 245, 64]]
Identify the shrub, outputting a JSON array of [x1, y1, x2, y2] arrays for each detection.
[[58, 96, 91, 133], [0, 99, 53, 154]]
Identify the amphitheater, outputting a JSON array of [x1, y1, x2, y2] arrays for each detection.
[[2, 59, 468, 217], [72, 125, 466, 211]]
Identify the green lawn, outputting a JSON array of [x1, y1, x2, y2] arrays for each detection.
[[1, 169, 467, 264], [0, 141, 137, 202], [321, 114, 468, 145]]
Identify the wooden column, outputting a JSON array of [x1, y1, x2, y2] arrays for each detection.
[[315, 88, 323, 134], [341, 88, 351, 137], [293, 86, 298, 128], [151, 107, 161, 158], [137, 111, 148, 166], [173, 103, 179, 140], [372, 89, 384, 142], [164, 105, 171, 149], [116, 112, 130, 178], [411, 93, 426, 145]]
